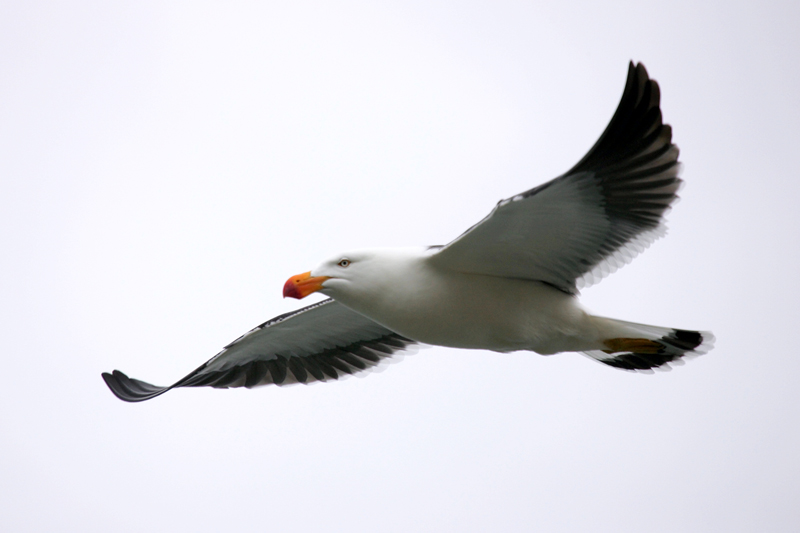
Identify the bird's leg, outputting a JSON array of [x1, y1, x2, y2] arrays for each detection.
[[602, 338, 665, 354]]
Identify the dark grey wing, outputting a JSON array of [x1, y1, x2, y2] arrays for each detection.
[[102, 298, 415, 402], [428, 62, 681, 294]]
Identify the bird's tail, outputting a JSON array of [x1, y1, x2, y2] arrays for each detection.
[[583, 317, 715, 372]]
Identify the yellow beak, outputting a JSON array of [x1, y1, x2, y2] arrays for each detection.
[[283, 271, 330, 299]]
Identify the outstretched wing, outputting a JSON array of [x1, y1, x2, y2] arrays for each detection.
[[102, 298, 415, 402], [428, 62, 681, 294]]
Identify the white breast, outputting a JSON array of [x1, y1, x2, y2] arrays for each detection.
[[328, 249, 599, 354]]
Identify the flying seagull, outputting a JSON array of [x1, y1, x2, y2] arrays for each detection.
[[103, 62, 714, 402]]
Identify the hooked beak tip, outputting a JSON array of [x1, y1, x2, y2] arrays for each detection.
[[283, 271, 330, 299], [283, 278, 302, 299]]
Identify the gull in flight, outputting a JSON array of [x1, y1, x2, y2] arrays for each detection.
[[103, 62, 714, 402]]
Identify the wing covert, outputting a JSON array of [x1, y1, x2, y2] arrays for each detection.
[[428, 62, 681, 294], [102, 299, 415, 402]]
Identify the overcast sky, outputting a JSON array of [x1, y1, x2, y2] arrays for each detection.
[[2, 1, 799, 532]]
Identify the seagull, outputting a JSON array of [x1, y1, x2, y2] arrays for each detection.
[[103, 62, 714, 402]]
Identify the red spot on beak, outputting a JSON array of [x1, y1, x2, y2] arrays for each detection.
[[283, 277, 302, 299], [283, 271, 330, 299]]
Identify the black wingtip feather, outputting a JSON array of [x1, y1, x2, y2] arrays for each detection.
[[212, 366, 246, 388], [267, 359, 287, 385], [286, 357, 308, 384], [102, 370, 171, 403], [244, 361, 269, 388], [567, 62, 672, 177], [334, 350, 368, 370], [301, 356, 327, 381], [311, 355, 340, 380]]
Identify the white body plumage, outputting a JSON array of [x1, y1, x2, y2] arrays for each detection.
[[313, 247, 600, 355]]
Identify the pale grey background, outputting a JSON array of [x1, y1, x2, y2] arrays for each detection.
[[2, 1, 798, 531]]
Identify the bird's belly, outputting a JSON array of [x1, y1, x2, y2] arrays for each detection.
[[350, 272, 596, 355]]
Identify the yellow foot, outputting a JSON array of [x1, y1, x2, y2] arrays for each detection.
[[603, 337, 665, 355]]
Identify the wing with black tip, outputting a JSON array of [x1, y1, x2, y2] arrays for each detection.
[[428, 62, 681, 294], [102, 298, 415, 402]]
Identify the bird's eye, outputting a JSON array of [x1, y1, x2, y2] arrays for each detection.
[[338, 259, 350, 267]]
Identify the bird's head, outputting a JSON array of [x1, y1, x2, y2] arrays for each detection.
[[283, 250, 372, 300], [283, 248, 423, 300]]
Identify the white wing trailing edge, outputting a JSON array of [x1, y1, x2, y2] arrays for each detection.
[[102, 299, 415, 402], [429, 62, 680, 294]]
